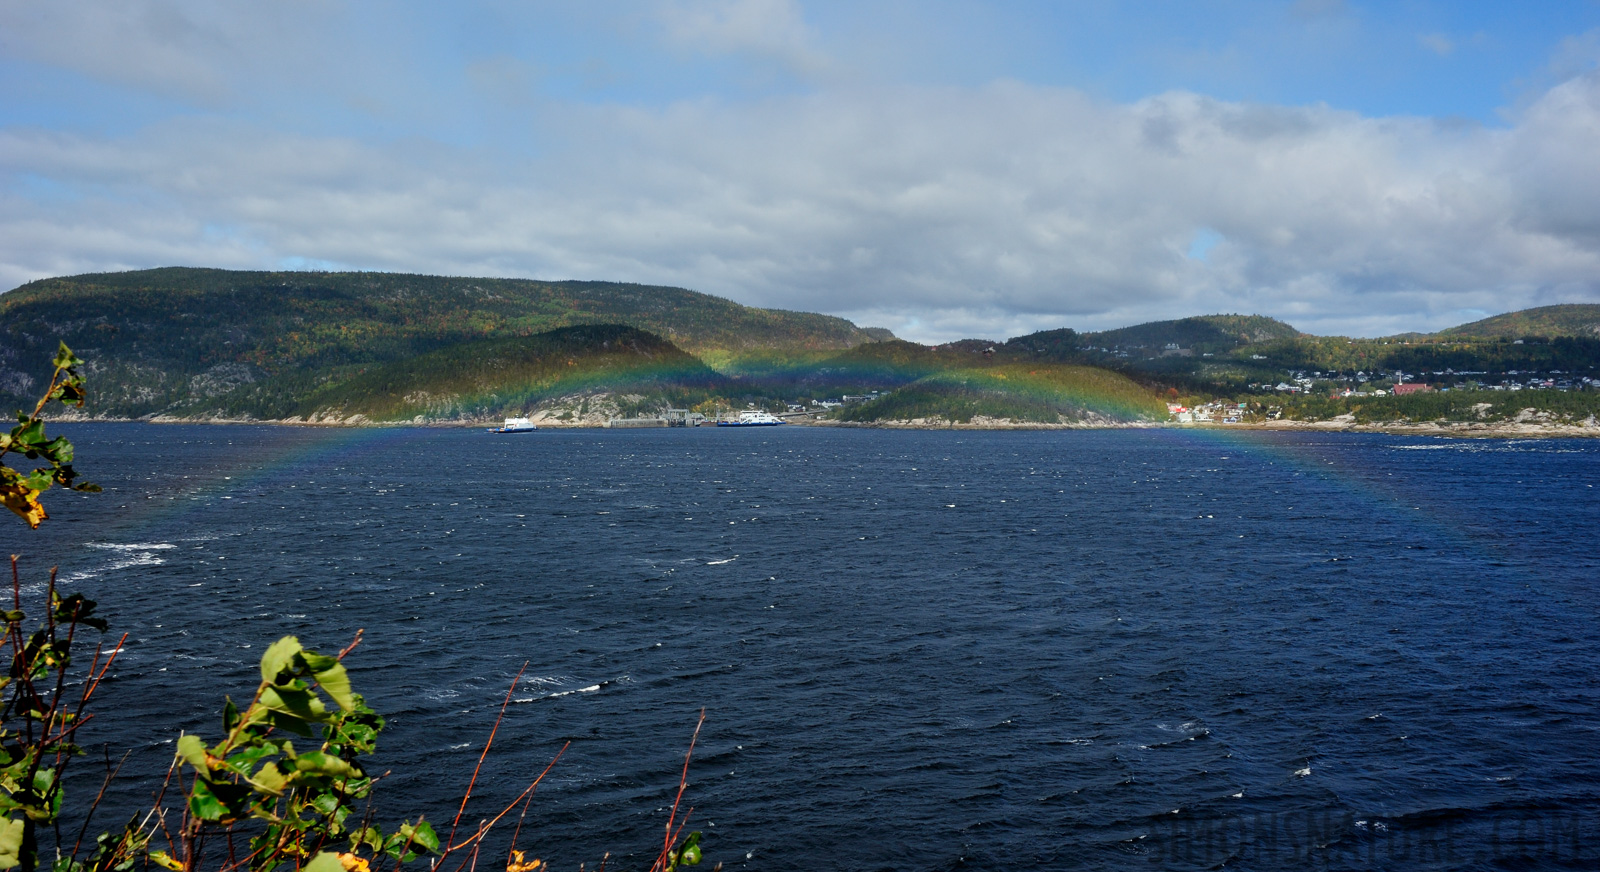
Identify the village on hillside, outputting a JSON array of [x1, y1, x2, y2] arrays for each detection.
[[1171, 367, 1600, 424]]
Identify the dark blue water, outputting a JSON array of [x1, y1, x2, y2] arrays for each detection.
[[9, 424, 1600, 870]]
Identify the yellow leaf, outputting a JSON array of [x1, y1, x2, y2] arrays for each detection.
[[303, 854, 344, 872], [337, 853, 370, 872], [506, 850, 543, 872], [149, 851, 185, 872], [0, 484, 46, 529]]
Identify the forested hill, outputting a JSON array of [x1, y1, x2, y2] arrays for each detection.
[[1081, 314, 1301, 351], [0, 267, 892, 359], [0, 267, 891, 418], [1437, 304, 1600, 339]]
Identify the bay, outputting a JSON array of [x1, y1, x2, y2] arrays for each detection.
[[11, 424, 1600, 870]]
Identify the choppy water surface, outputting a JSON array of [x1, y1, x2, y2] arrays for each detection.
[[12, 425, 1600, 871]]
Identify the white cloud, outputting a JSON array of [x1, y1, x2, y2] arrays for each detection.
[[0, 0, 330, 106], [5, 65, 1600, 341], [652, 0, 828, 75]]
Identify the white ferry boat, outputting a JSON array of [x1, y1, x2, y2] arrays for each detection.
[[487, 417, 538, 433], [716, 410, 784, 427]]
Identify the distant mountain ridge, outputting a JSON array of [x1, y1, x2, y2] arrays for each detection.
[[1438, 304, 1600, 339], [1081, 314, 1301, 350], [3, 265, 1595, 425], [0, 267, 891, 419], [1, 267, 892, 356]]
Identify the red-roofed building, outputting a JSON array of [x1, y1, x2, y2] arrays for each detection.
[[1393, 383, 1433, 396]]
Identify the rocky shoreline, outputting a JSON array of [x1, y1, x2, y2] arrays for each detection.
[[46, 410, 1600, 437]]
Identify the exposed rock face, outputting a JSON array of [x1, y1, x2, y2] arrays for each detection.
[[189, 363, 259, 398], [0, 368, 35, 397]]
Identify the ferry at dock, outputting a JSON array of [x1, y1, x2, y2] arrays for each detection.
[[716, 410, 785, 427], [487, 417, 538, 433]]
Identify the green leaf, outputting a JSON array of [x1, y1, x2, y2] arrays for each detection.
[[679, 831, 702, 866], [52, 343, 82, 371], [221, 744, 275, 777], [53, 594, 103, 631], [176, 735, 209, 774], [351, 826, 382, 853], [399, 820, 439, 853], [147, 851, 184, 872], [309, 659, 354, 712], [265, 712, 314, 737], [25, 769, 60, 823], [222, 697, 240, 733], [252, 762, 287, 795], [187, 780, 229, 822], [0, 817, 24, 869], [260, 636, 302, 684], [309, 792, 342, 817], [303, 853, 344, 872], [11, 420, 43, 449], [260, 686, 327, 722], [293, 751, 355, 779]]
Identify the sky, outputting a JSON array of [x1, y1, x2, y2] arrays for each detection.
[[2, 1, 1600, 342]]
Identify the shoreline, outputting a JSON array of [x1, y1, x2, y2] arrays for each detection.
[[46, 412, 1600, 438]]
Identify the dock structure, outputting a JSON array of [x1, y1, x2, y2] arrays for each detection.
[[607, 410, 708, 428], [663, 409, 708, 427]]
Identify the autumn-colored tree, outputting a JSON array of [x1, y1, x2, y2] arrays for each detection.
[[0, 343, 98, 528]]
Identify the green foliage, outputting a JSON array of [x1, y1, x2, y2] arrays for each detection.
[[1, 344, 99, 528], [0, 560, 117, 872], [659, 831, 702, 872], [0, 592, 439, 872], [168, 634, 437, 872], [0, 603, 711, 872]]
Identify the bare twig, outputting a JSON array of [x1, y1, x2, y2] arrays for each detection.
[[446, 662, 528, 849], [337, 629, 365, 661], [71, 747, 131, 860], [445, 743, 568, 855], [506, 744, 571, 864], [649, 710, 706, 872]]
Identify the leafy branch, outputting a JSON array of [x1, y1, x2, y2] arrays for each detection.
[[0, 343, 99, 529], [0, 558, 125, 872]]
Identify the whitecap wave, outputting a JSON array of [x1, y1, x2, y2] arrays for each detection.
[[65, 543, 178, 583], [511, 679, 611, 703]]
